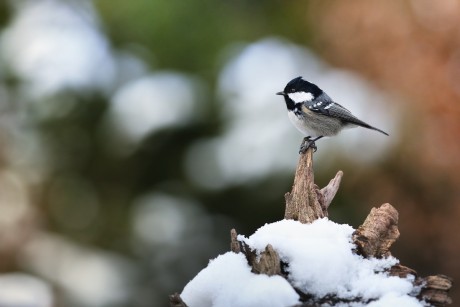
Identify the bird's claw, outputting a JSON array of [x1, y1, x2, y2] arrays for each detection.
[[299, 137, 317, 154]]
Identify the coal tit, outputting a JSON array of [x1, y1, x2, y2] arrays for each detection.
[[277, 76, 388, 153]]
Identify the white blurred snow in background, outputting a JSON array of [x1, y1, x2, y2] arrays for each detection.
[[106, 72, 201, 148], [1, 0, 115, 98], [21, 233, 134, 307], [0, 273, 52, 307]]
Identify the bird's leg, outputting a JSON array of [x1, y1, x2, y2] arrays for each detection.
[[308, 136, 324, 152], [299, 136, 323, 154], [299, 137, 312, 154]]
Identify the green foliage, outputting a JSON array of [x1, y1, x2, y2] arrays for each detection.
[[96, 0, 311, 73]]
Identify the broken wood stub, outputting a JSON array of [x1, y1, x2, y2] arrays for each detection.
[[230, 228, 241, 253], [169, 293, 187, 307], [352, 203, 400, 258], [391, 268, 455, 306], [233, 232, 281, 276], [389, 264, 417, 279], [417, 275, 453, 306], [319, 170, 343, 211], [251, 244, 281, 276], [284, 147, 343, 223]]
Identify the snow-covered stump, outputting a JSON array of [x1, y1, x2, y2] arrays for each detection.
[[171, 147, 453, 307]]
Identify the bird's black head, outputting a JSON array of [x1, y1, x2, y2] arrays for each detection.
[[276, 77, 323, 104]]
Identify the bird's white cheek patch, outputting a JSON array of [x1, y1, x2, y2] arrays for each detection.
[[288, 91, 314, 103]]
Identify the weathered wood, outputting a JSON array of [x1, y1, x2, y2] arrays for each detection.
[[418, 275, 453, 306], [352, 203, 399, 258], [230, 228, 241, 253], [284, 147, 325, 223], [252, 244, 281, 276], [354, 205, 453, 305], [319, 170, 343, 210], [169, 293, 188, 307], [284, 144, 343, 223], [389, 264, 417, 279], [230, 230, 281, 276], [240, 240, 257, 268]]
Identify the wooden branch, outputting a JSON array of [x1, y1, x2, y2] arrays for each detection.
[[319, 171, 343, 210], [352, 203, 400, 258]]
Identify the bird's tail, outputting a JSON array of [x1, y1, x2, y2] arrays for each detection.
[[348, 117, 389, 136], [358, 121, 389, 136]]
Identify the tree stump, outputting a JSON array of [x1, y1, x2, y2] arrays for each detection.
[[170, 147, 453, 306]]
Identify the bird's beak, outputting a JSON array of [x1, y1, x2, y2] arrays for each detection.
[[276, 91, 285, 96]]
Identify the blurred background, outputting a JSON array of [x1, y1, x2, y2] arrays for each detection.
[[0, 0, 458, 306]]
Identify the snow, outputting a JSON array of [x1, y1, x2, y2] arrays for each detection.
[[108, 73, 198, 144], [240, 219, 415, 301], [366, 293, 422, 307], [181, 252, 299, 307], [1, 0, 115, 97], [181, 219, 423, 307], [0, 273, 52, 307]]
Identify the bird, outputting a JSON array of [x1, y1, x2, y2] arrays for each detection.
[[276, 76, 388, 153]]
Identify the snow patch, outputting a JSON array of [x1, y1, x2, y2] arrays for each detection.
[[181, 219, 421, 307], [181, 252, 299, 307]]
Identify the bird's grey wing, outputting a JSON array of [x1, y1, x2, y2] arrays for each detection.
[[304, 99, 357, 122], [304, 99, 389, 135], [323, 102, 361, 124]]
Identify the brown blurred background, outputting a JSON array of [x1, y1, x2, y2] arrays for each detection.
[[309, 0, 460, 293], [0, 0, 458, 306]]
